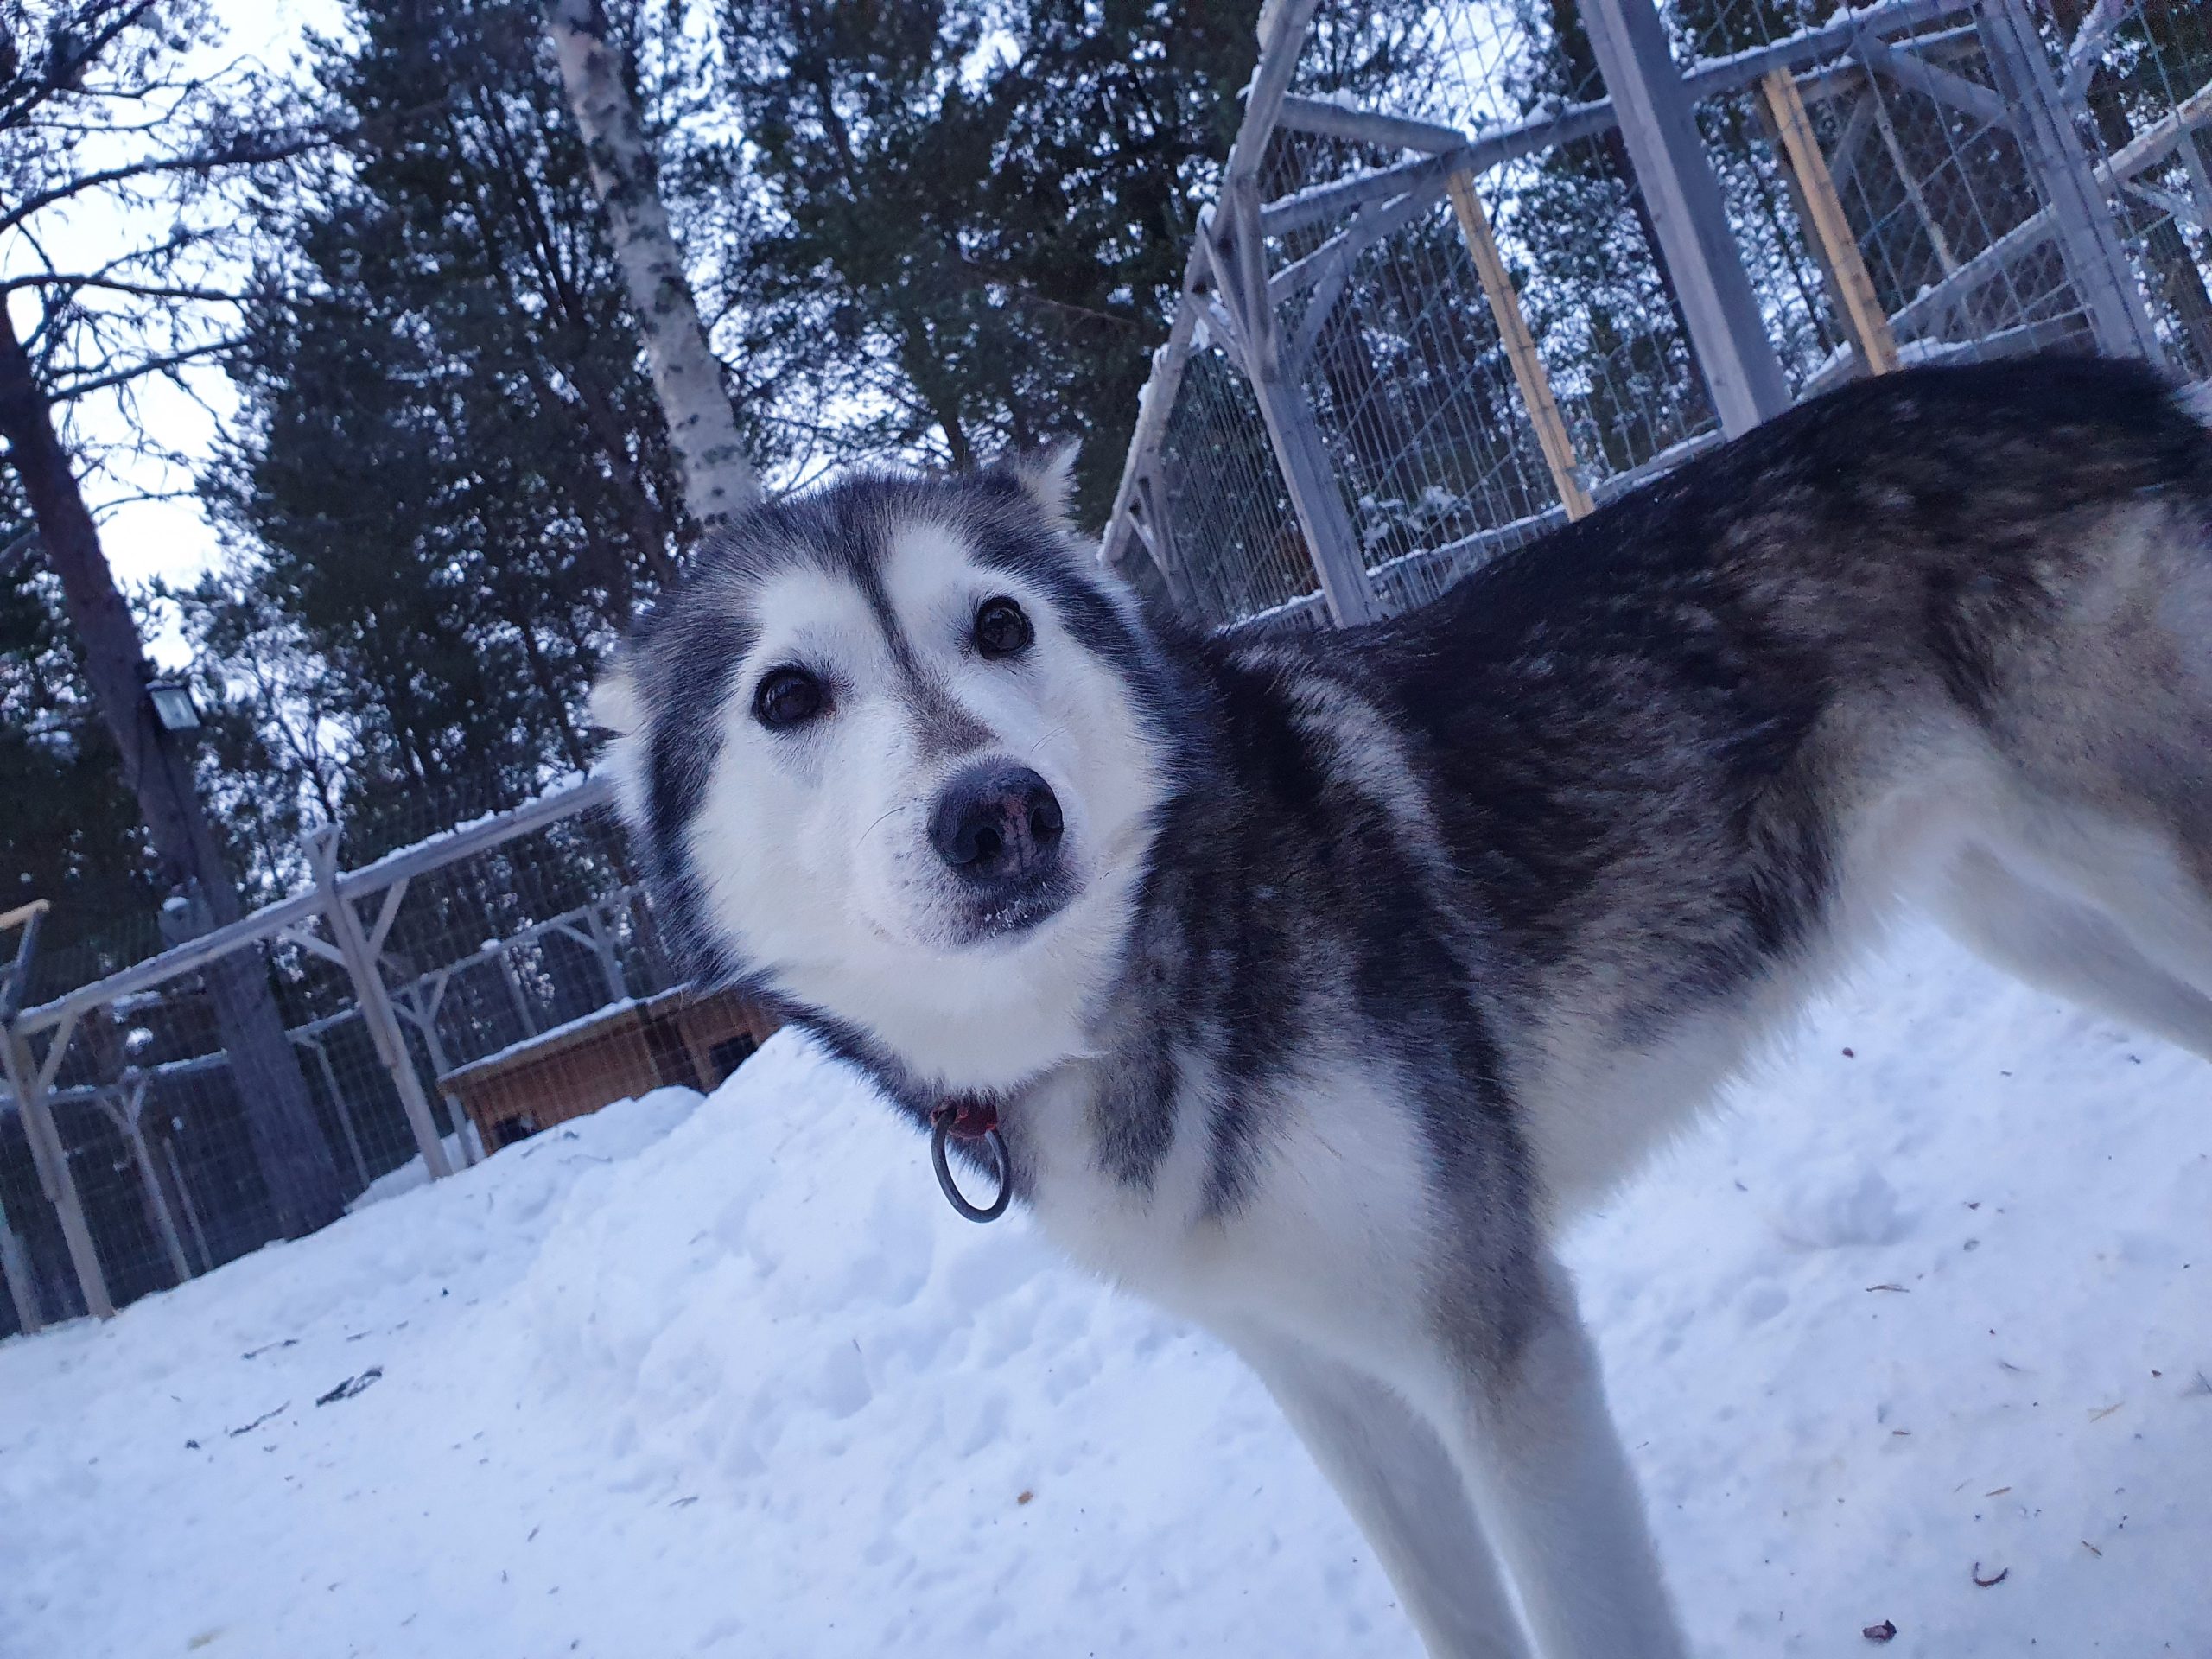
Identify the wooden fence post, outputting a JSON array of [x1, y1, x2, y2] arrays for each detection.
[[0, 1213, 39, 1334], [1760, 68, 1901, 375], [97, 1075, 192, 1287], [1444, 171, 1596, 519]]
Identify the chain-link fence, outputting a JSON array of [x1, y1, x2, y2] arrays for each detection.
[[0, 783, 776, 1333], [1103, 0, 2212, 631]]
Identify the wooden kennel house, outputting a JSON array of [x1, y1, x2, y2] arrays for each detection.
[[438, 986, 778, 1151]]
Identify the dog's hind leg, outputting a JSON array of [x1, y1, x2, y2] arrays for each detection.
[[1931, 844, 2212, 1061], [1237, 1332, 1533, 1659], [1421, 1252, 1689, 1659]]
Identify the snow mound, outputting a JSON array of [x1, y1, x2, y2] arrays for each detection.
[[2, 924, 2209, 1657]]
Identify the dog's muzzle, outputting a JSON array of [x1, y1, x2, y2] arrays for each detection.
[[925, 762, 1071, 938], [930, 763, 1064, 883]]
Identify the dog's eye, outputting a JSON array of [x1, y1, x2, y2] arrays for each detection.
[[974, 596, 1033, 659], [753, 667, 824, 730]]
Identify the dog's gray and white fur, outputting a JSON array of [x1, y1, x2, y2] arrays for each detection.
[[594, 356, 2212, 1657]]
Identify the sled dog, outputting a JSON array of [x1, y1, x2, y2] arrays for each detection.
[[594, 356, 2212, 1656]]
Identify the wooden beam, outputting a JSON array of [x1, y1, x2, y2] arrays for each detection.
[[1821, 89, 1881, 200], [1221, 0, 1325, 193], [1443, 172, 1594, 519], [0, 1215, 40, 1334], [11, 888, 321, 1039], [2061, 0, 2129, 105], [276, 922, 348, 969], [1274, 96, 1465, 155], [337, 774, 612, 900], [365, 876, 410, 956], [1760, 68, 1900, 374], [1101, 276, 1205, 581], [1262, 155, 1453, 238], [1256, 0, 1975, 245], [96, 1078, 190, 1287], [1269, 168, 1453, 308], [1683, 0, 1972, 104]]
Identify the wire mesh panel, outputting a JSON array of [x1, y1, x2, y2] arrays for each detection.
[[1152, 334, 1319, 630], [1290, 201, 1565, 609], [0, 1101, 75, 1329], [1263, 3, 1725, 609], [1665, 0, 2207, 378], [1103, 0, 2209, 636], [3, 930, 424, 1313], [1497, 130, 1720, 478], [0, 780, 778, 1332], [2071, 1, 2212, 377]]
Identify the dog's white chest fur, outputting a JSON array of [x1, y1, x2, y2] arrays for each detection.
[[1011, 1058, 1441, 1367]]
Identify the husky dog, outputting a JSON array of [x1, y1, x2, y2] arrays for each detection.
[[594, 356, 2212, 1657]]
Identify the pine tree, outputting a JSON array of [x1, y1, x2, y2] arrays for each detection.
[[0, 507, 156, 996], [715, 0, 1260, 525], [207, 0, 700, 855]]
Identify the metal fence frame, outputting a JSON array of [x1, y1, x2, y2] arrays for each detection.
[[1103, 0, 2210, 631], [0, 775, 631, 1328]]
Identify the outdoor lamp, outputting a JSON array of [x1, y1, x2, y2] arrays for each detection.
[[146, 680, 201, 734]]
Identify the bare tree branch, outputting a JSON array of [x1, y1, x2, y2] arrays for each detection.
[[0, 130, 326, 234], [0, 0, 163, 132], [4, 272, 241, 303]]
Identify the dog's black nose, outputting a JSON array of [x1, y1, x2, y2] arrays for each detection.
[[930, 765, 1064, 882]]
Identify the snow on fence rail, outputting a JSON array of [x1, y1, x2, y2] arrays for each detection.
[[0, 774, 773, 1334], [1102, 0, 2212, 631]]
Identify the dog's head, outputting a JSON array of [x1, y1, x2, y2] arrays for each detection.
[[594, 450, 1185, 1094]]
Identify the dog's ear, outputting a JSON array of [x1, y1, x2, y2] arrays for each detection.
[[995, 440, 1081, 531], [587, 658, 642, 741], [588, 655, 651, 830]]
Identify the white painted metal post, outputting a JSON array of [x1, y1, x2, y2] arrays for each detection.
[[306, 828, 454, 1181], [1975, 0, 2166, 367], [1579, 0, 1794, 435], [107, 1078, 191, 1287], [0, 1214, 39, 1333], [0, 901, 48, 1332], [296, 1030, 372, 1191], [1, 1018, 112, 1319]]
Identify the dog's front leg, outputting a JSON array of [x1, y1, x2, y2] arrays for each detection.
[[1425, 1250, 1688, 1659], [1235, 1328, 1533, 1659]]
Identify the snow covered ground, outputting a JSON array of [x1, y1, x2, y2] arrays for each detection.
[[2, 922, 2207, 1658]]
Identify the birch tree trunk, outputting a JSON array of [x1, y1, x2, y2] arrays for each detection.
[[548, 0, 759, 537]]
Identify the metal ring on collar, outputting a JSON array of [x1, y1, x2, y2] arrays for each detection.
[[931, 1117, 1011, 1223]]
